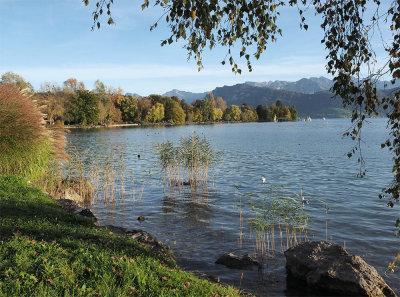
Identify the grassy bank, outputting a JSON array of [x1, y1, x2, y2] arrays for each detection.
[[0, 175, 242, 297]]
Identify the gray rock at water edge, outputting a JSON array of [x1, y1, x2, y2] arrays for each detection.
[[190, 270, 220, 283], [78, 208, 96, 218], [127, 229, 175, 257], [284, 241, 398, 297], [104, 225, 127, 234], [215, 253, 260, 270], [56, 198, 81, 213]]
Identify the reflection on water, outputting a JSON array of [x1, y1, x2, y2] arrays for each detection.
[[67, 119, 400, 296]]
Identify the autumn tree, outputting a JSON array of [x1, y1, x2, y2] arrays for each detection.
[[192, 108, 203, 122], [1, 71, 34, 93], [116, 95, 140, 122], [240, 104, 258, 122], [215, 97, 227, 112], [181, 99, 194, 122], [164, 97, 186, 124], [146, 102, 165, 123], [211, 108, 223, 121], [138, 97, 153, 121], [223, 105, 241, 121]]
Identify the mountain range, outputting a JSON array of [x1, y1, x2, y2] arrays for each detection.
[[127, 77, 398, 118], [245, 76, 334, 94]]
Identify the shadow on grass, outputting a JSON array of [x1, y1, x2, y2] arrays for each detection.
[[0, 175, 160, 262]]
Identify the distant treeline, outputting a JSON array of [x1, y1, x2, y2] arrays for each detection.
[[1, 72, 297, 126]]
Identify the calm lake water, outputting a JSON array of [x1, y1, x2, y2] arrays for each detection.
[[67, 119, 400, 296]]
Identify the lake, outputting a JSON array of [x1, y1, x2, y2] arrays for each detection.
[[67, 118, 400, 296]]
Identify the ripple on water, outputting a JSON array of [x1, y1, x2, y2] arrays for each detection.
[[68, 119, 400, 296]]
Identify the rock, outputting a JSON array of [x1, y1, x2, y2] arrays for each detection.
[[137, 216, 146, 222], [215, 253, 260, 270], [284, 241, 397, 297], [64, 188, 83, 204], [190, 270, 220, 283], [77, 208, 96, 219], [55, 177, 94, 205], [104, 225, 127, 234], [127, 229, 174, 258], [56, 198, 81, 213]]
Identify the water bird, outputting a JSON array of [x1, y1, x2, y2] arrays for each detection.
[[301, 195, 309, 205], [261, 176, 266, 183], [138, 154, 141, 158]]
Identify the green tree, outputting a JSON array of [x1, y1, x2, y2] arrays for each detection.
[[256, 105, 267, 121], [1, 71, 34, 93], [146, 102, 165, 123], [74, 90, 100, 126], [211, 108, 223, 121], [116, 95, 139, 122], [181, 100, 194, 122], [192, 108, 203, 122], [223, 105, 241, 121], [282, 106, 291, 120], [289, 105, 298, 121], [164, 97, 186, 124], [193, 98, 212, 121], [93, 79, 107, 95]]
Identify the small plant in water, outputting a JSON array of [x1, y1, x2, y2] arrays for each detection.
[[156, 132, 221, 188], [249, 185, 309, 258]]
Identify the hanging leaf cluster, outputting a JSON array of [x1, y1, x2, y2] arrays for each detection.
[[85, 0, 285, 73]]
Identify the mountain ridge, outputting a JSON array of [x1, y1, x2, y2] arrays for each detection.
[[126, 77, 398, 118]]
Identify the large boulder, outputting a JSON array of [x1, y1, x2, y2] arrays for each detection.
[[284, 241, 397, 297], [215, 253, 260, 270]]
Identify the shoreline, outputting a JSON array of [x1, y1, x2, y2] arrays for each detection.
[[0, 175, 244, 297]]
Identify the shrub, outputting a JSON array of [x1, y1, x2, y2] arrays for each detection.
[[0, 84, 52, 180]]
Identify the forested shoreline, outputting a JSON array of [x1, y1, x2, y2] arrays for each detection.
[[31, 77, 297, 127]]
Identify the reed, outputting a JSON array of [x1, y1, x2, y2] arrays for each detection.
[[248, 186, 309, 258], [51, 148, 151, 209], [157, 132, 221, 188]]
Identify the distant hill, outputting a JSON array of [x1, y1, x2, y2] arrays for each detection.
[[162, 89, 208, 102], [125, 92, 142, 98], [126, 77, 398, 118], [245, 76, 400, 94], [211, 83, 349, 118], [246, 76, 334, 94]]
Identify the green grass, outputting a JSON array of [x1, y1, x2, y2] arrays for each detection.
[[0, 140, 53, 182], [0, 175, 242, 297]]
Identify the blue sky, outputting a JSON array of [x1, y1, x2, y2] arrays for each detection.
[[0, 0, 389, 95]]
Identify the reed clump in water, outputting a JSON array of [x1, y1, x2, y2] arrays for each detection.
[[157, 132, 221, 188], [249, 186, 309, 258]]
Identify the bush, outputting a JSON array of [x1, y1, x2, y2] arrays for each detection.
[[0, 84, 52, 180]]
